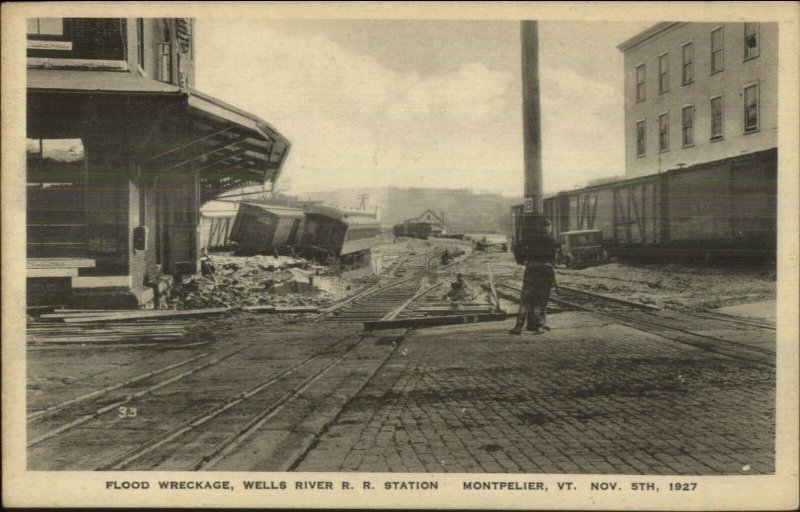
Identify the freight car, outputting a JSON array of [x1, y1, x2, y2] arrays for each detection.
[[228, 203, 305, 255], [300, 205, 383, 272], [515, 148, 777, 261], [393, 221, 432, 240]]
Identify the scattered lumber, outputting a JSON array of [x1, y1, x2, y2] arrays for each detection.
[[364, 312, 507, 331], [241, 305, 318, 313], [59, 307, 230, 324]]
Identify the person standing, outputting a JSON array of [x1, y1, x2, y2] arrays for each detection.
[[509, 220, 558, 335]]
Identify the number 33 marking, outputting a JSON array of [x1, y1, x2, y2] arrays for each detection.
[[118, 406, 138, 418]]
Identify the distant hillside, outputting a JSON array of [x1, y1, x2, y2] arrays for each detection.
[[297, 187, 522, 234]]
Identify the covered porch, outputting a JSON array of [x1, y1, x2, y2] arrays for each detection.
[[27, 71, 291, 308]]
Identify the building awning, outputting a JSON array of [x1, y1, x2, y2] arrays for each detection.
[[27, 70, 291, 201]]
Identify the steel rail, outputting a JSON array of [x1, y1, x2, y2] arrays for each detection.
[[28, 341, 260, 448], [27, 352, 211, 422], [193, 335, 371, 471], [95, 333, 361, 471], [499, 282, 775, 364]]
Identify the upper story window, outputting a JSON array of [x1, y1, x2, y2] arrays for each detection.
[[711, 26, 724, 74], [175, 18, 192, 56], [27, 18, 63, 35], [744, 23, 759, 60], [636, 64, 646, 102], [658, 112, 669, 152], [27, 19, 127, 63], [681, 42, 694, 85], [136, 18, 145, 71], [681, 105, 694, 147], [710, 95, 724, 140], [744, 84, 759, 133], [658, 52, 669, 94], [636, 120, 646, 157]]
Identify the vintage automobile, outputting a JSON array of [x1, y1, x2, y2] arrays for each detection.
[[557, 229, 608, 268]]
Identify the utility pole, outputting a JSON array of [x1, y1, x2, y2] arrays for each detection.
[[521, 20, 543, 214], [357, 194, 370, 210]]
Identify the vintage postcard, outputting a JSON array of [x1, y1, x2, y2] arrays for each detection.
[[2, 1, 798, 509]]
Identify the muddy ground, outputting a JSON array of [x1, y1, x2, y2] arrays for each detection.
[[437, 243, 776, 312], [170, 238, 775, 314]]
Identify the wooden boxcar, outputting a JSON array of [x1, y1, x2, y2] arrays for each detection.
[[300, 205, 383, 267], [228, 203, 305, 254], [534, 148, 776, 260]]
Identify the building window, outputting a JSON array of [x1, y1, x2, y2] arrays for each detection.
[[27, 18, 63, 35], [658, 113, 669, 152], [636, 64, 646, 102], [636, 120, 646, 157], [158, 42, 172, 82], [681, 42, 693, 85], [658, 53, 669, 94], [744, 84, 759, 133], [710, 96, 724, 140], [136, 18, 145, 71], [744, 23, 759, 60], [681, 105, 694, 147], [711, 26, 724, 74]]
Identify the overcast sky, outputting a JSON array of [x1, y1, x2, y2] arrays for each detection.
[[197, 19, 652, 197]]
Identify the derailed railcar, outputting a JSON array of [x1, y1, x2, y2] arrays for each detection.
[[300, 205, 383, 272], [228, 203, 305, 255], [534, 148, 777, 261]]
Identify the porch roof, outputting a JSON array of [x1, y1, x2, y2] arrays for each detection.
[[27, 70, 291, 201]]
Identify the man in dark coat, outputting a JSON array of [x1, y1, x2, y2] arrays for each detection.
[[509, 220, 559, 335]]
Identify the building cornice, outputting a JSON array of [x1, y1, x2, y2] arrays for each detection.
[[617, 22, 686, 52]]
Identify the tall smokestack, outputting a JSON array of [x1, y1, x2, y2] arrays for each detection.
[[520, 20, 543, 213]]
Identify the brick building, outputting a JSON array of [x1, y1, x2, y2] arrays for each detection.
[[26, 18, 290, 307], [618, 22, 777, 177]]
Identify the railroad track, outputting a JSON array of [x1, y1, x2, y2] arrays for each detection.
[[27, 247, 460, 471], [318, 249, 497, 325], [27, 327, 398, 471], [27, 245, 497, 471], [497, 282, 775, 366]]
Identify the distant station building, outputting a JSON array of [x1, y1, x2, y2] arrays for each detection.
[[618, 22, 777, 177], [26, 18, 290, 307], [393, 209, 448, 240], [411, 209, 448, 237]]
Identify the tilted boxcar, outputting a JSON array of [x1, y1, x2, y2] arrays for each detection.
[[300, 205, 383, 271], [228, 203, 305, 255], [534, 148, 777, 261]]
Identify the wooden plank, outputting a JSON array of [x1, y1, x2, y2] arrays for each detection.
[[60, 308, 231, 323], [364, 312, 507, 331], [241, 305, 277, 312], [273, 306, 319, 314], [487, 264, 500, 312], [414, 307, 493, 312], [31, 335, 186, 344], [27, 258, 95, 269], [381, 282, 443, 321]]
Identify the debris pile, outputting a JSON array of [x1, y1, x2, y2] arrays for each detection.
[[166, 253, 371, 310]]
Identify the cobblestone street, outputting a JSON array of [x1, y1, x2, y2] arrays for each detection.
[[297, 312, 775, 474]]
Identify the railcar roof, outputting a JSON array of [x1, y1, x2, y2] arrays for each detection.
[[560, 229, 603, 236], [239, 202, 305, 219]]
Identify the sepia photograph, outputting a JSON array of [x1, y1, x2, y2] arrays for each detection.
[[2, 2, 798, 509]]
